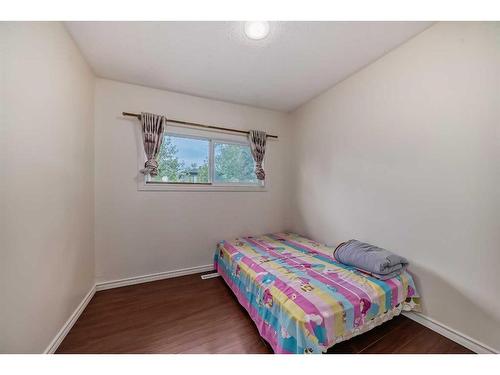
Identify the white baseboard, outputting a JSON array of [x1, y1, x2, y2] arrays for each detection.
[[44, 285, 96, 354], [45, 264, 214, 353], [402, 311, 498, 354], [47, 267, 497, 355], [95, 264, 215, 291]]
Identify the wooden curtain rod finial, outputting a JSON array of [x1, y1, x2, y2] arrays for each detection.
[[121, 111, 278, 139]]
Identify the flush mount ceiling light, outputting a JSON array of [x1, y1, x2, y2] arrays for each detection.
[[244, 21, 270, 40]]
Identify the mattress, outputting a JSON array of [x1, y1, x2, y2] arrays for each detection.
[[214, 232, 419, 354]]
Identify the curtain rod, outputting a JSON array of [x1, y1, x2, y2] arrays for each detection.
[[122, 112, 278, 139]]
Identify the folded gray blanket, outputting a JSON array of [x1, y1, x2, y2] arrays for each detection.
[[333, 239, 408, 280]]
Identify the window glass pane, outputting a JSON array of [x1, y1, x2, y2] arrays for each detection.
[[152, 134, 209, 183], [214, 142, 258, 184]]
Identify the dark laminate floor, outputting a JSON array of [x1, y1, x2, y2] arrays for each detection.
[[56, 273, 474, 354]]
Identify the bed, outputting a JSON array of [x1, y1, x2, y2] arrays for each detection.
[[214, 232, 419, 354]]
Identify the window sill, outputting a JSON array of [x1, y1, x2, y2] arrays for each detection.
[[138, 181, 267, 192]]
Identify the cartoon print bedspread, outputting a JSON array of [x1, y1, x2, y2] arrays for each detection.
[[214, 232, 419, 354]]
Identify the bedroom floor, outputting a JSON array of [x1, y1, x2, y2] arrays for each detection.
[[56, 273, 473, 354]]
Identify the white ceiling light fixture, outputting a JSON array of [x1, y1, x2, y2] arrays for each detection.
[[244, 21, 270, 40]]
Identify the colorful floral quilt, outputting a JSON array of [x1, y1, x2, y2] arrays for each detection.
[[214, 232, 419, 354]]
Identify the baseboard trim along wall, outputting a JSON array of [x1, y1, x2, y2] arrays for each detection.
[[45, 264, 214, 353], [402, 311, 498, 354], [95, 264, 215, 291], [44, 285, 96, 354], [45, 265, 497, 354]]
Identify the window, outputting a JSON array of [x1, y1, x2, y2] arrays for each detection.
[[141, 131, 264, 191], [214, 142, 258, 185], [149, 135, 210, 184]]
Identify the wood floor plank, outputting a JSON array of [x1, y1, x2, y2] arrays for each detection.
[[56, 273, 473, 354], [395, 325, 474, 354], [360, 318, 428, 354], [327, 314, 412, 354]]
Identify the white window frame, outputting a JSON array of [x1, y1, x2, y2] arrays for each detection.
[[138, 126, 266, 192]]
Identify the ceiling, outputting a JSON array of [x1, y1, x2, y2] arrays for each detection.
[[66, 21, 433, 112]]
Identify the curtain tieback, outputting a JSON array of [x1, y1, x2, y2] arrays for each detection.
[[254, 162, 265, 180], [141, 159, 159, 176]]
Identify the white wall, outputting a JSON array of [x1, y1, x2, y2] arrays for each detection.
[[0, 22, 95, 353], [290, 22, 500, 351], [2, 21, 498, 353], [94, 79, 292, 283]]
